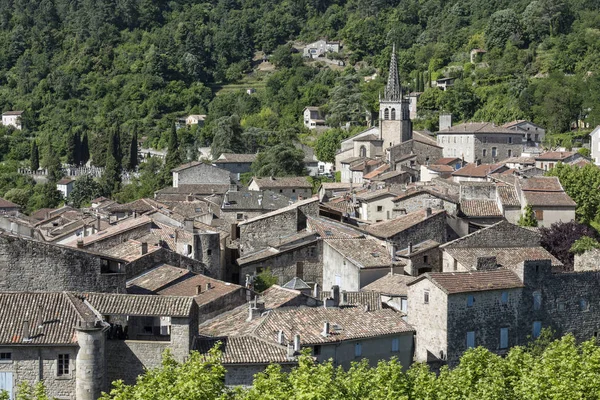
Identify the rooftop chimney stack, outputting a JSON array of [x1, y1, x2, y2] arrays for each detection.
[[76, 236, 84, 248], [205, 282, 211, 291], [332, 285, 340, 307], [196, 285, 202, 295], [141, 242, 148, 255], [340, 291, 348, 305], [22, 320, 31, 342], [321, 321, 330, 337], [293, 334, 301, 352], [287, 343, 295, 359], [426, 207, 432, 217], [278, 330, 285, 345], [408, 242, 413, 255], [313, 283, 320, 298], [96, 215, 101, 232]]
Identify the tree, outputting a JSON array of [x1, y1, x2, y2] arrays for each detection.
[[570, 236, 600, 255], [270, 44, 295, 69], [485, 9, 523, 50], [3, 187, 32, 209], [314, 128, 350, 163], [518, 204, 538, 227], [66, 132, 79, 165], [546, 163, 600, 224], [100, 130, 122, 196], [539, 221, 599, 270], [68, 175, 103, 208], [128, 129, 139, 171], [44, 143, 63, 183], [162, 122, 182, 187], [80, 133, 90, 165], [100, 348, 227, 400], [210, 115, 245, 159], [0, 381, 51, 400], [252, 268, 278, 292], [252, 143, 305, 177], [30, 140, 39, 171], [326, 74, 368, 128]]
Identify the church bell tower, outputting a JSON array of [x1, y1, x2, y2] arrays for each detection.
[[379, 43, 412, 148]]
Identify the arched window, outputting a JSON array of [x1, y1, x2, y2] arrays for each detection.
[[359, 146, 367, 158], [384, 108, 389, 120], [391, 108, 396, 120]]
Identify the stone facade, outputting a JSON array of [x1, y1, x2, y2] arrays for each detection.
[[388, 139, 443, 169], [125, 247, 209, 279], [173, 163, 230, 187], [0, 234, 126, 293]]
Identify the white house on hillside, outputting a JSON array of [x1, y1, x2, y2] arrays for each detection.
[[2, 111, 23, 130], [590, 126, 600, 165]]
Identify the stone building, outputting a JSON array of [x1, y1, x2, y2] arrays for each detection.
[[212, 153, 257, 181], [502, 120, 545, 144], [534, 151, 583, 171], [220, 189, 291, 224], [302, 107, 327, 130], [247, 177, 312, 201], [354, 187, 400, 222], [0, 198, 20, 213], [451, 163, 508, 183], [437, 122, 525, 164], [362, 272, 415, 313], [408, 258, 600, 367], [318, 182, 352, 202], [172, 161, 231, 187]]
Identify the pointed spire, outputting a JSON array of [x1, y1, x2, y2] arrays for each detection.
[[384, 43, 402, 101]]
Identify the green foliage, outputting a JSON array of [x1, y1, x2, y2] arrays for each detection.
[[4, 187, 32, 209], [114, 157, 164, 203], [518, 204, 539, 227], [578, 147, 591, 158], [570, 236, 600, 255], [128, 129, 139, 171], [68, 175, 103, 208], [10, 381, 50, 400], [252, 143, 305, 177], [29, 140, 39, 171], [100, 129, 123, 196], [314, 128, 350, 163], [210, 115, 245, 159], [546, 163, 600, 224], [253, 268, 278, 292]]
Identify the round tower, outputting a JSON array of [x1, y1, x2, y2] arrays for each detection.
[[75, 322, 105, 400]]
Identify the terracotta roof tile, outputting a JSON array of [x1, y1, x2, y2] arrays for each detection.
[[82, 292, 194, 317], [196, 336, 292, 364], [535, 151, 576, 160], [365, 209, 444, 238], [214, 153, 257, 163], [362, 273, 415, 296], [497, 185, 520, 207], [424, 270, 524, 294], [250, 176, 311, 189], [319, 291, 383, 310], [444, 247, 562, 269], [460, 199, 502, 217], [452, 163, 505, 178], [325, 239, 405, 269]]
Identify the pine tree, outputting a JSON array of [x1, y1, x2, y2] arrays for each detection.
[[30, 140, 39, 171], [128, 129, 139, 171], [80, 133, 90, 165]]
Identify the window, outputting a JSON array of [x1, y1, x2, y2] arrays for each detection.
[[466, 331, 475, 348], [423, 255, 429, 264], [483, 136, 488, 143], [549, 163, 554, 169], [557, 301, 566, 311], [500, 328, 509, 349], [236, 213, 244, 220], [501, 291, 509, 304], [400, 298, 408, 313], [384, 108, 389, 120], [186, 244, 192, 255], [492, 147, 497, 158], [534, 210, 544, 221], [507, 149, 512, 157], [296, 262, 304, 278], [533, 291, 542, 310], [0, 353, 11, 362], [424, 290, 430, 304], [392, 338, 400, 352], [279, 189, 283, 193], [57, 354, 70, 376], [482, 149, 487, 157], [391, 108, 396, 120], [532, 321, 542, 338], [580, 299, 590, 312], [377, 206, 383, 212], [292, 189, 296, 193], [508, 137, 513, 144], [206, 249, 212, 256], [354, 342, 362, 357], [453, 259, 458, 271], [467, 295, 474, 307], [313, 345, 321, 356], [0, 372, 13, 399]]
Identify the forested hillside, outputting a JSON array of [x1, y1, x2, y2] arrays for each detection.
[[0, 0, 599, 207]]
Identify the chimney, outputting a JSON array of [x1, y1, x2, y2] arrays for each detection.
[[313, 283, 320, 298], [186, 195, 194, 202], [278, 330, 285, 345], [321, 321, 330, 337], [293, 334, 301, 352], [196, 285, 202, 295], [22, 320, 31, 342], [133, 210, 137, 218], [340, 291, 348, 305], [287, 343, 295, 359], [246, 298, 265, 321], [141, 242, 148, 255], [36, 305, 43, 329], [426, 207, 432, 217], [332, 285, 340, 307], [408, 242, 413, 255], [174, 230, 178, 243], [364, 304, 370, 312], [184, 219, 194, 233], [205, 282, 211, 291], [96, 215, 101, 231], [76, 236, 84, 248]]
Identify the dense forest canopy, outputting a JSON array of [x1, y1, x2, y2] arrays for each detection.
[[0, 0, 599, 207]]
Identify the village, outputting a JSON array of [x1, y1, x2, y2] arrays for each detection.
[[0, 45, 599, 399]]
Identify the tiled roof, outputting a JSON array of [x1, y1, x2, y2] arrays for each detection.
[[460, 199, 502, 217], [238, 197, 318, 226], [354, 134, 382, 142], [254, 307, 414, 345], [363, 164, 390, 180], [523, 191, 576, 207], [82, 292, 194, 317], [196, 336, 292, 364], [127, 264, 194, 294], [340, 156, 364, 164], [452, 163, 505, 178], [2, 110, 23, 115], [501, 120, 527, 128], [355, 187, 397, 201], [56, 178, 74, 185], [396, 239, 440, 256], [365, 209, 444, 238], [422, 270, 524, 294], [63, 215, 152, 247], [307, 216, 364, 239], [497, 185, 521, 207], [250, 176, 311, 189], [158, 274, 243, 306], [374, 170, 408, 181], [320, 182, 353, 190], [438, 122, 524, 135], [223, 190, 291, 211], [214, 153, 257, 163], [171, 161, 204, 172], [434, 157, 461, 165], [325, 239, 405, 269], [320, 291, 383, 310], [535, 151, 576, 160], [444, 247, 562, 269], [362, 273, 415, 296], [520, 177, 563, 191], [156, 184, 231, 195], [426, 164, 454, 173], [107, 198, 167, 214], [30, 208, 55, 221], [0, 197, 20, 209], [502, 156, 535, 164], [0, 292, 93, 345]]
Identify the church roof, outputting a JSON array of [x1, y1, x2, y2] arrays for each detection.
[[384, 44, 402, 101]]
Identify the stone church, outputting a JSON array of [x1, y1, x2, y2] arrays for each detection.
[[335, 45, 441, 183]]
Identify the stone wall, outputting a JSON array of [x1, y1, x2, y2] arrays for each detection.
[[459, 183, 496, 200], [388, 139, 442, 167], [574, 249, 600, 272], [0, 345, 79, 400], [125, 248, 208, 279], [198, 288, 248, 324], [445, 221, 540, 249], [473, 133, 523, 164], [194, 232, 222, 279], [0, 235, 126, 293], [82, 221, 153, 253], [239, 209, 298, 255], [174, 163, 230, 187], [240, 240, 323, 286], [393, 192, 457, 217], [387, 211, 447, 250]]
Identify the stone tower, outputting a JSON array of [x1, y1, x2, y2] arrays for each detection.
[[379, 43, 412, 148], [75, 322, 105, 400]]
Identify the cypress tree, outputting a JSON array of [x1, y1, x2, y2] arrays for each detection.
[[74, 131, 81, 165], [161, 122, 182, 187], [80, 133, 90, 165], [101, 129, 122, 196], [66, 132, 77, 165], [46, 142, 63, 183], [128, 129, 139, 171], [30, 140, 39, 171]]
